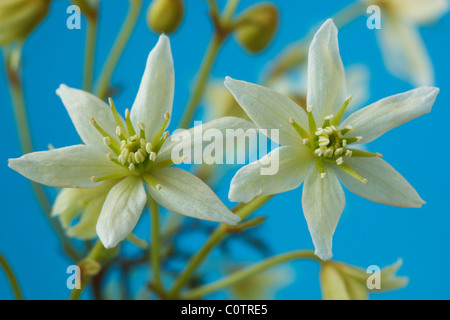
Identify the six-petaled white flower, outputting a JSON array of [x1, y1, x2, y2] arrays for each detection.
[[8, 35, 252, 249], [224, 19, 439, 260], [366, 0, 449, 86]]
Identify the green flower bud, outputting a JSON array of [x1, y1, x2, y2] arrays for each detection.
[[0, 0, 51, 45], [147, 0, 184, 34], [320, 259, 408, 300], [235, 2, 279, 54]]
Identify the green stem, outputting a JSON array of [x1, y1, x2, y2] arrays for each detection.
[[149, 195, 164, 292], [332, 1, 366, 29], [178, 33, 225, 129], [184, 250, 321, 299], [168, 195, 273, 298], [69, 241, 116, 300], [83, 12, 98, 92], [178, 0, 240, 129], [95, 0, 142, 100], [0, 253, 24, 300], [3, 48, 80, 262]]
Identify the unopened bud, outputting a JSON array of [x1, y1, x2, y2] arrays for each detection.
[[147, 0, 184, 34], [235, 3, 279, 54], [0, 0, 51, 45]]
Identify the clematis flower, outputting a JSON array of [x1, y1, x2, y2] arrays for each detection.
[[224, 19, 439, 260], [8, 35, 252, 249], [320, 259, 408, 300], [366, 0, 449, 86]]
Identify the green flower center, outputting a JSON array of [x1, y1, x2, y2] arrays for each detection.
[[89, 98, 179, 189], [290, 95, 382, 184]]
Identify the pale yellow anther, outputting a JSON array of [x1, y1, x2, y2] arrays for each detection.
[[103, 136, 111, 146], [107, 152, 113, 160], [336, 157, 344, 166], [324, 148, 334, 158], [334, 148, 343, 156], [90, 176, 98, 183], [156, 184, 162, 190], [129, 163, 135, 171], [345, 150, 353, 157], [164, 112, 170, 120], [303, 138, 310, 145], [320, 172, 327, 179]]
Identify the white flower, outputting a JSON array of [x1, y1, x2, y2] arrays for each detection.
[[367, 0, 449, 86], [8, 35, 252, 249], [224, 19, 439, 260]]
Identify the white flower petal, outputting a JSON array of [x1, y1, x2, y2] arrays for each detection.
[[229, 146, 312, 203], [156, 116, 256, 163], [96, 176, 147, 249], [67, 196, 105, 240], [335, 157, 425, 208], [148, 167, 241, 225], [224, 77, 308, 146], [130, 34, 174, 140], [341, 86, 439, 144], [307, 19, 346, 125], [8, 145, 127, 188], [377, 19, 433, 86], [302, 162, 345, 261], [56, 84, 117, 150]]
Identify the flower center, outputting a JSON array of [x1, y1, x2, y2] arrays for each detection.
[[89, 98, 177, 188], [290, 95, 382, 184]]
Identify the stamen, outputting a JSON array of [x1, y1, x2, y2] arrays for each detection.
[[302, 138, 310, 145], [152, 156, 188, 171], [334, 148, 344, 156], [336, 157, 344, 166], [336, 162, 368, 184], [107, 152, 113, 160], [345, 136, 363, 144], [332, 95, 353, 126], [125, 108, 137, 137], [318, 136, 330, 147], [143, 174, 162, 190], [91, 176, 97, 183], [315, 158, 326, 179], [92, 172, 129, 183], [151, 113, 171, 147], [345, 149, 383, 158], [322, 114, 334, 128], [345, 150, 353, 157], [103, 137, 111, 146], [289, 117, 310, 140], [306, 105, 317, 134], [137, 121, 146, 139], [146, 142, 153, 154], [324, 148, 334, 158], [340, 126, 353, 136], [91, 117, 120, 154], [108, 98, 127, 137], [129, 163, 135, 171]]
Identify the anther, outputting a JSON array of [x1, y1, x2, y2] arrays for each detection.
[[318, 136, 330, 147], [320, 172, 327, 179], [129, 163, 135, 171], [156, 184, 162, 190], [324, 148, 334, 158], [107, 152, 113, 160], [336, 157, 344, 166], [90, 176, 98, 183], [103, 136, 111, 146], [146, 142, 153, 153], [150, 152, 156, 161], [302, 138, 310, 145], [164, 112, 171, 120], [345, 150, 353, 157], [362, 179, 369, 184], [334, 148, 344, 156]]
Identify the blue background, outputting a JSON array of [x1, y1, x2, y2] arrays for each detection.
[[1, 0, 449, 299]]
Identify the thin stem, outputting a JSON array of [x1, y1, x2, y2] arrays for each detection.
[[83, 12, 98, 92], [3, 48, 80, 262], [95, 0, 142, 100], [168, 195, 273, 298], [178, 33, 225, 129], [69, 240, 115, 300], [178, 0, 240, 129], [0, 253, 24, 300], [149, 195, 164, 292], [332, 1, 366, 29], [184, 250, 321, 299]]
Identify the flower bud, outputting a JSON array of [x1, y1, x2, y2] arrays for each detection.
[[320, 259, 408, 300], [0, 0, 51, 45], [235, 2, 279, 54], [147, 0, 184, 34]]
